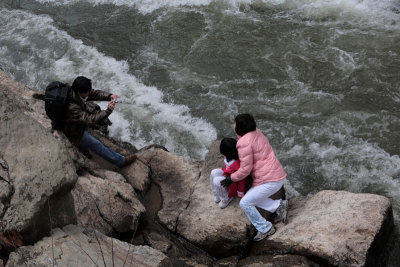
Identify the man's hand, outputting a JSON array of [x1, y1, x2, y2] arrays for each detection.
[[107, 94, 118, 112], [220, 176, 233, 188], [107, 100, 115, 112], [110, 94, 118, 101]]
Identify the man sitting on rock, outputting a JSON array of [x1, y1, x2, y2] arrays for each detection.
[[64, 76, 136, 167]]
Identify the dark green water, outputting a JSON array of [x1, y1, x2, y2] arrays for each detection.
[[0, 0, 399, 265]]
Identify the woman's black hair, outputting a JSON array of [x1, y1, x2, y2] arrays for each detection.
[[72, 76, 92, 93], [234, 113, 256, 136], [220, 138, 239, 161]]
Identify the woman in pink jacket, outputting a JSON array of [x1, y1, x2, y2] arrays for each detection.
[[220, 113, 288, 242]]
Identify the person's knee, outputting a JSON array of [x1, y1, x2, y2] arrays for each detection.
[[240, 197, 248, 210], [214, 182, 224, 190], [82, 134, 101, 147], [210, 170, 216, 180], [91, 137, 103, 146], [210, 169, 219, 177]]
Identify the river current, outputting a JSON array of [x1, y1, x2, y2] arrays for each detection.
[[0, 0, 399, 265]]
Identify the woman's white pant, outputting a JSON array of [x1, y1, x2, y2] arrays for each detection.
[[239, 179, 284, 233], [210, 168, 229, 202]]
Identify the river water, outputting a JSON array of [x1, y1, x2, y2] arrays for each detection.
[[1, 0, 399, 265]]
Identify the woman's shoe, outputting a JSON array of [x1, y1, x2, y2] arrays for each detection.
[[253, 226, 276, 242], [214, 196, 220, 203]]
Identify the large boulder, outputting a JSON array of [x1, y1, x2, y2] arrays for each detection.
[[120, 159, 151, 193], [0, 83, 78, 243], [175, 140, 253, 258], [0, 70, 51, 130], [137, 141, 285, 258], [237, 255, 316, 267], [139, 229, 215, 267], [250, 190, 394, 267], [133, 176, 216, 267], [137, 147, 200, 232], [6, 225, 173, 267], [71, 170, 145, 236]]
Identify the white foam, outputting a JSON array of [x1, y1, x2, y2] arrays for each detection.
[[278, 111, 400, 220], [268, 0, 400, 28], [330, 47, 356, 74], [35, 0, 213, 14], [283, 179, 301, 198], [286, 144, 305, 156], [32, 0, 400, 30], [311, 139, 400, 213], [0, 8, 217, 159]]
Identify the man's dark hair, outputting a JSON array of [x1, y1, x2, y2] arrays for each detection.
[[220, 138, 238, 161], [234, 113, 256, 136], [72, 76, 92, 93]]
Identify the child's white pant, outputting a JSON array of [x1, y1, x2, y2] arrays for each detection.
[[210, 168, 229, 202], [239, 179, 284, 233]]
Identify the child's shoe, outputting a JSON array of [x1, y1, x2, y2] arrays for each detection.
[[214, 196, 220, 203], [219, 197, 233, 209]]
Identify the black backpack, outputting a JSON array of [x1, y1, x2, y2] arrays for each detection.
[[44, 81, 71, 131]]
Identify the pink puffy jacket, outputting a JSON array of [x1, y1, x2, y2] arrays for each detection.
[[231, 129, 286, 187]]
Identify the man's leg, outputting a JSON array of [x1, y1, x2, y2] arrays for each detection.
[[80, 130, 125, 167]]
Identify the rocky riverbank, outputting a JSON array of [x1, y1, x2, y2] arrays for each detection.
[[0, 70, 394, 266]]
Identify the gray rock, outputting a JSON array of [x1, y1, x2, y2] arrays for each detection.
[[71, 171, 145, 236], [0, 157, 12, 217], [0, 158, 10, 184], [137, 147, 200, 232], [120, 158, 151, 193], [6, 225, 173, 267], [250, 190, 393, 267], [136, 181, 215, 267], [139, 229, 215, 266], [0, 71, 51, 130], [237, 255, 317, 267], [90, 168, 126, 183], [145, 231, 173, 254], [214, 256, 240, 267], [0, 84, 77, 243]]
